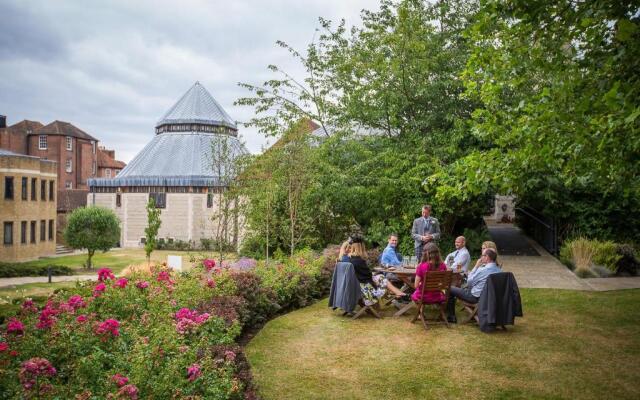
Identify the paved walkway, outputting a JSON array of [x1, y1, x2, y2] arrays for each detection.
[[0, 274, 97, 289], [487, 220, 640, 291]]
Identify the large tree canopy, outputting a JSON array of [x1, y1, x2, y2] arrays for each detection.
[[237, 0, 639, 256]]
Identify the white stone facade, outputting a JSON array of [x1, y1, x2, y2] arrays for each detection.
[[88, 192, 240, 248], [494, 194, 516, 223]]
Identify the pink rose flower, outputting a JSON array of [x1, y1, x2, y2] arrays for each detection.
[[7, 318, 25, 335], [224, 350, 236, 362], [95, 319, 120, 339], [21, 298, 38, 313], [117, 384, 138, 400], [97, 268, 115, 281], [93, 282, 107, 297], [111, 373, 129, 387], [67, 295, 87, 310], [114, 277, 128, 288], [0, 342, 8, 352], [76, 314, 88, 323], [186, 363, 202, 381], [202, 258, 216, 271], [135, 281, 149, 289], [206, 278, 216, 288], [19, 357, 56, 393]]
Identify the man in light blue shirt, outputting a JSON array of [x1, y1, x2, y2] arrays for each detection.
[[446, 248, 501, 323], [380, 234, 403, 267], [444, 236, 471, 272]]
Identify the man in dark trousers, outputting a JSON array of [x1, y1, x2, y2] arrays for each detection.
[[411, 204, 441, 260], [446, 248, 501, 323]]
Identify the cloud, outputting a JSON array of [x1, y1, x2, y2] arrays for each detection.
[[0, 0, 379, 162]]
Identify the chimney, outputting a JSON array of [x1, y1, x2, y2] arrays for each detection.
[[0, 115, 6, 128]]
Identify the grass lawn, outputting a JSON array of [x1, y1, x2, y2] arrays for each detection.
[[20, 248, 213, 275], [246, 288, 640, 400]]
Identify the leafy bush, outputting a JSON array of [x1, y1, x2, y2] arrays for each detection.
[[0, 263, 73, 278], [615, 245, 640, 276], [560, 238, 627, 277], [0, 250, 332, 399]]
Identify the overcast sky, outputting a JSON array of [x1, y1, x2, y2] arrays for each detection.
[[0, 0, 380, 162]]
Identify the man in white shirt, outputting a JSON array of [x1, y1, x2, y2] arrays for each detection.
[[444, 236, 471, 273]]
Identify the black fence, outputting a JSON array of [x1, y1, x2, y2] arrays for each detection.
[[515, 207, 558, 255]]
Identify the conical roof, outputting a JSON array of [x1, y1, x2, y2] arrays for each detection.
[[156, 82, 236, 130], [88, 82, 247, 188]]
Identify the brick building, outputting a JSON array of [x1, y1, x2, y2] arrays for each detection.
[[97, 147, 126, 178], [0, 117, 102, 191], [0, 149, 57, 262]]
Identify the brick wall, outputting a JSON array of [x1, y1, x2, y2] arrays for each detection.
[[0, 155, 57, 262]]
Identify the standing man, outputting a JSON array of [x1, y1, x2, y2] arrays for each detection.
[[444, 236, 471, 273], [411, 204, 441, 260]]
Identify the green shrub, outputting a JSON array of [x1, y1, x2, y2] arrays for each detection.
[[560, 238, 624, 277], [0, 263, 73, 278], [592, 241, 622, 272]]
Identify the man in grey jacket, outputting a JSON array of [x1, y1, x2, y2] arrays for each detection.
[[411, 204, 441, 260]]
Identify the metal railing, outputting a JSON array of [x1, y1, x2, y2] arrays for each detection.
[[515, 207, 558, 255]]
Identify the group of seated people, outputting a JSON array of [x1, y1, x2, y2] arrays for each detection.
[[337, 234, 502, 323]]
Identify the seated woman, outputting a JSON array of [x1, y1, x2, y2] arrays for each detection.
[[337, 240, 351, 263], [411, 243, 447, 304], [472, 241, 501, 270], [349, 238, 408, 306]]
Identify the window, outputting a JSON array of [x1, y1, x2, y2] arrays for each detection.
[[48, 219, 54, 240], [4, 222, 13, 245], [40, 180, 46, 200], [140, 237, 146, 244], [116, 193, 121, 207], [149, 192, 166, 209], [39, 135, 47, 150], [30, 221, 36, 243], [49, 181, 54, 201], [207, 192, 213, 208], [21, 221, 27, 244], [21, 177, 28, 200], [66, 136, 72, 150], [4, 177, 14, 200], [65, 159, 72, 173], [65, 181, 72, 189], [92, 141, 96, 154], [40, 220, 46, 241], [105, 168, 111, 178], [92, 161, 96, 175], [31, 178, 37, 200]]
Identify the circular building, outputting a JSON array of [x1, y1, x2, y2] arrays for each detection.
[[88, 82, 247, 248]]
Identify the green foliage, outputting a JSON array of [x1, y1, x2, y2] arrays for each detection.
[[0, 263, 73, 278], [144, 197, 162, 262], [63, 206, 121, 269], [0, 250, 332, 399], [560, 237, 624, 276], [462, 0, 640, 243]]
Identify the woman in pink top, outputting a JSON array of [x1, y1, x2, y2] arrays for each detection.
[[411, 243, 447, 304]]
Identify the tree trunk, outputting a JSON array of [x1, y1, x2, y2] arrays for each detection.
[[86, 249, 95, 269]]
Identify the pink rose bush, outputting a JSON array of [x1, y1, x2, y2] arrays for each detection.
[[0, 250, 327, 399]]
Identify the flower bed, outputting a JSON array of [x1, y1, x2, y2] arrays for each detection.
[[0, 250, 331, 399]]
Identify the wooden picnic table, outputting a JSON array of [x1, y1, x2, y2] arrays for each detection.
[[374, 266, 464, 317]]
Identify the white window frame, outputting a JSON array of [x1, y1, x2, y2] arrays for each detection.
[[65, 159, 72, 173], [92, 161, 96, 175], [92, 141, 96, 154], [66, 136, 72, 150], [105, 168, 111, 178], [39, 135, 47, 150]]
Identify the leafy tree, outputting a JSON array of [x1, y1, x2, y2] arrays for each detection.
[[145, 197, 161, 264], [64, 206, 121, 269], [458, 0, 640, 242], [237, 0, 487, 255]]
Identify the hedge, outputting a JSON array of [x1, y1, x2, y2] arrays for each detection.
[[0, 263, 74, 278]]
